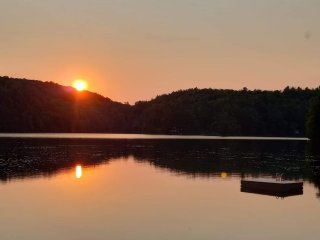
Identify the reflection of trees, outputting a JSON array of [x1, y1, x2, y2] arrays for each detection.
[[306, 141, 320, 198], [0, 138, 319, 192], [0, 139, 129, 181]]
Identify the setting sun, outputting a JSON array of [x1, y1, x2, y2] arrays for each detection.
[[73, 79, 87, 91]]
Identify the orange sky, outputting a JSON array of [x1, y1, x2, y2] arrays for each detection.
[[0, 0, 319, 103]]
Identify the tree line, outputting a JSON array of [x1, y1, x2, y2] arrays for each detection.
[[0, 76, 319, 138]]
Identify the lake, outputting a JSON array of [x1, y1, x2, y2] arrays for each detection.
[[0, 134, 319, 240]]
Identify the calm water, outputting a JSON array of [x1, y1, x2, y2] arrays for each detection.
[[0, 134, 319, 240]]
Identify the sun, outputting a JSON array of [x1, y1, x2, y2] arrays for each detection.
[[73, 79, 87, 91]]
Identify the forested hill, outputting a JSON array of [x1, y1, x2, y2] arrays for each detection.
[[0, 77, 131, 132], [0, 76, 319, 136], [132, 87, 318, 136]]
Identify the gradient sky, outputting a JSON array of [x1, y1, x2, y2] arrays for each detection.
[[0, 0, 319, 103]]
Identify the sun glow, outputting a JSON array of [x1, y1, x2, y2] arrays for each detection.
[[73, 79, 87, 91]]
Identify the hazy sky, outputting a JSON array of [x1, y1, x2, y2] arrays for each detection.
[[0, 0, 319, 103]]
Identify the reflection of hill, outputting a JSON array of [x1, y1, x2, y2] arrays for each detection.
[[0, 138, 319, 189]]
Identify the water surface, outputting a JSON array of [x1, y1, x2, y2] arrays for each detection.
[[0, 136, 319, 240], [0, 133, 309, 140]]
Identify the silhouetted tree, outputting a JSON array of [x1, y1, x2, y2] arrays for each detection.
[[306, 93, 320, 140]]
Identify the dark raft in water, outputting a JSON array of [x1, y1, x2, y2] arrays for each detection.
[[241, 178, 303, 198]]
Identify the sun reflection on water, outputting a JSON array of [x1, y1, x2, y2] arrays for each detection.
[[75, 165, 82, 179], [220, 172, 228, 178]]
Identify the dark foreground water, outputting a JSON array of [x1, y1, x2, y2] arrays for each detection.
[[0, 135, 319, 240]]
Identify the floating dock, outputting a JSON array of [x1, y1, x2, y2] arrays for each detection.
[[241, 178, 303, 198]]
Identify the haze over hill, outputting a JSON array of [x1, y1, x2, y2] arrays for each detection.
[[0, 76, 319, 136]]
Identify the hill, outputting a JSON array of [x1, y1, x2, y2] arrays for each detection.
[[0, 76, 319, 136], [0, 76, 131, 132], [131, 87, 319, 136]]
